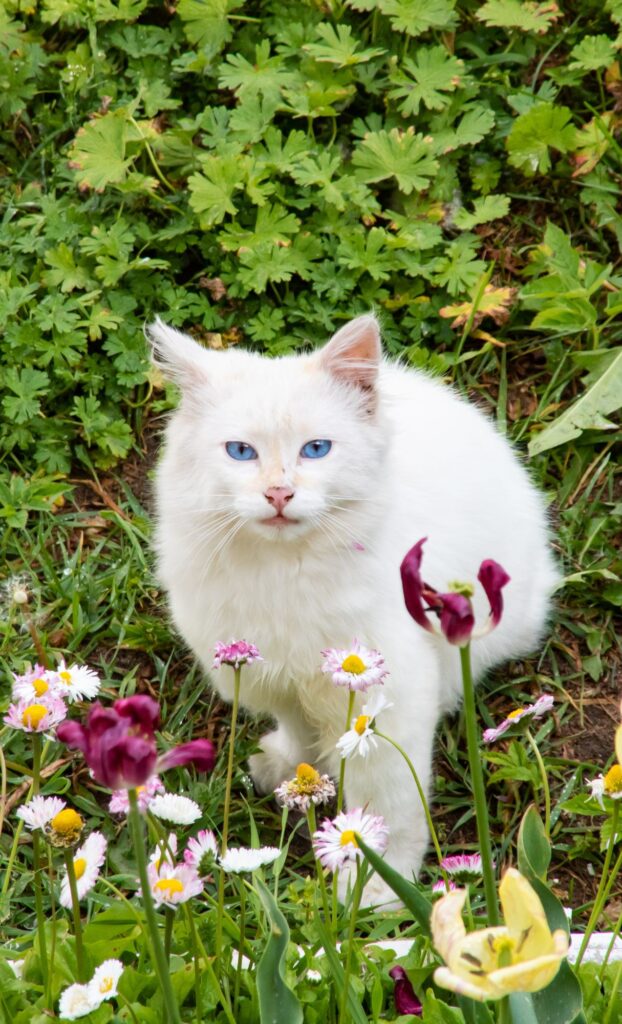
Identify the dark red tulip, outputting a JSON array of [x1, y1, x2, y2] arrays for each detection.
[[478, 559, 511, 628], [158, 740, 216, 774], [389, 966, 422, 1016]]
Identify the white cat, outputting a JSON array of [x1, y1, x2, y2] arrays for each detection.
[[149, 314, 557, 905]]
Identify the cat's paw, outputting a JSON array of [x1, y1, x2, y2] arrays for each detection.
[[248, 732, 298, 794]]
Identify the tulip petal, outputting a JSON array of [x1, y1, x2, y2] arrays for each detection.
[[114, 695, 160, 734], [433, 966, 499, 1002], [438, 592, 475, 646], [400, 538, 435, 633], [488, 951, 566, 994], [499, 868, 556, 961], [158, 739, 216, 774], [478, 559, 510, 628], [430, 887, 468, 965]]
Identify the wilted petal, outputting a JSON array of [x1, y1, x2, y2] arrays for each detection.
[[389, 966, 423, 1016], [478, 560, 511, 628], [438, 592, 475, 646], [158, 739, 216, 774], [400, 538, 435, 633]]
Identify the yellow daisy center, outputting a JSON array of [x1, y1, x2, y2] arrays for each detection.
[[154, 878, 184, 897], [99, 977, 114, 993], [59, 670, 72, 685], [32, 678, 49, 696], [73, 857, 87, 880], [604, 764, 622, 794], [354, 715, 370, 736], [341, 654, 366, 675], [51, 808, 84, 834], [507, 708, 525, 721], [339, 829, 358, 848], [296, 763, 320, 784], [21, 704, 48, 728]]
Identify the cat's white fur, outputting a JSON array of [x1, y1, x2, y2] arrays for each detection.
[[150, 314, 557, 906]]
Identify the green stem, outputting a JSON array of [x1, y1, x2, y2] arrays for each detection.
[[184, 904, 202, 1024], [604, 958, 622, 1024], [525, 729, 551, 837], [217, 665, 242, 960], [63, 849, 87, 982], [576, 801, 621, 966], [2, 740, 50, 899], [31, 735, 49, 996], [375, 731, 448, 881], [339, 862, 366, 1024], [234, 877, 246, 1017], [337, 691, 356, 814], [128, 788, 181, 1024], [183, 904, 236, 1024], [459, 645, 500, 926], [164, 906, 174, 962], [498, 995, 511, 1024], [308, 804, 332, 925]]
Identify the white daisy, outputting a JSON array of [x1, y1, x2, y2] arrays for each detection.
[[51, 659, 101, 702], [336, 693, 394, 760], [7, 959, 25, 978], [16, 795, 66, 830], [11, 666, 59, 702], [184, 829, 219, 874], [149, 793, 202, 825], [58, 983, 96, 1019], [148, 862, 204, 907], [87, 959, 124, 1004], [219, 846, 281, 873], [60, 831, 107, 908], [587, 774, 605, 809], [321, 640, 388, 692]]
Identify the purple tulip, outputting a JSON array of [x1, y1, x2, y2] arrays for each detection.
[[389, 966, 423, 1016], [57, 696, 215, 790], [400, 538, 510, 646]]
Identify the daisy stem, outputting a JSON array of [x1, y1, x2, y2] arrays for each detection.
[[525, 729, 551, 837], [128, 788, 182, 1024], [63, 848, 87, 982], [217, 665, 242, 960], [307, 804, 332, 925], [337, 691, 356, 814], [183, 903, 237, 1024], [31, 734, 49, 997], [164, 906, 174, 962], [1, 740, 50, 900], [234, 877, 246, 1016], [375, 731, 448, 883], [576, 800, 620, 967], [338, 861, 365, 1024], [459, 644, 500, 926]]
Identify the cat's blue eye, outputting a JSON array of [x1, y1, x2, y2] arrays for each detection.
[[225, 441, 258, 461], [300, 439, 332, 459]]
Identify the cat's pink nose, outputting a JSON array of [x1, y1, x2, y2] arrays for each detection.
[[265, 487, 295, 514]]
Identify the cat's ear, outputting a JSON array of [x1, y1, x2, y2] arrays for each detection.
[[145, 318, 210, 391], [317, 314, 381, 390]]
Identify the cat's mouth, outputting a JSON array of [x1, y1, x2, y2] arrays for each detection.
[[261, 514, 300, 527]]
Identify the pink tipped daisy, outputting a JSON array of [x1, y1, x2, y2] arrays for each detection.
[[50, 658, 101, 702], [321, 640, 388, 692], [212, 640, 262, 669], [11, 665, 58, 702], [312, 807, 389, 873], [148, 861, 203, 907], [4, 695, 67, 733], [483, 694, 554, 744], [184, 829, 218, 874], [432, 879, 458, 895], [16, 795, 66, 831], [109, 775, 164, 814], [60, 831, 107, 908], [440, 854, 483, 880]]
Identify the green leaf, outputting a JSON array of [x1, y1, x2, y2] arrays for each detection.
[[476, 0, 561, 33], [389, 46, 464, 116], [219, 40, 295, 104], [353, 127, 438, 194], [507, 103, 576, 175], [530, 961, 584, 1024], [379, 0, 458, 37], [67, 108, 133, 191], [2, 368, 49, 424], [436, 106, 496, 152], [528, 348, 622, 455], [453, 194, 510, 229], [303, 23, 385, 67], [356, 835, 432, 934], [188, 155, 246, 226], [254, 877, 303, 1024], [177, 0, 241, 57], [569, 35, 618, 72], [42, 243, 92, 292], [517, 806, 551, 882]]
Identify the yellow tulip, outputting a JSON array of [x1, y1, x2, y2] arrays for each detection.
[[431, 868, 569, 1002]]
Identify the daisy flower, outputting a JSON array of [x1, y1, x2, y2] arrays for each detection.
[[7, 959, 25, 979], [48, 807, 84, 847], [321, 640, 388, 692], [148, 861, 203, 908], [58, 983, 96, 1019], [60, 831, 107, 907], [274, 763, 336, 812], [87, 959, 124, 1005], [312, 807, 389, 873], [11, 665, 57, 702], [219, 846, 281, 873], [150, 833, 178, 872], [184, 829, 219, 874], [109, 776, 164, 814], [587, 774, 606, 809], [440, 853, 483, 880], [4, 694, 67, 733], [16, 795, 66, 831], [589, 765, 622, 808], [149, 793, 202, 825], [213, 640, 262, 669], [433, 879, 458, 895], [336, 692, 394, 759], [50, 659, 101, 702], [483, 695, 554, 744]]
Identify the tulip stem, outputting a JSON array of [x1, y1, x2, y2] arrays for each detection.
[[459, 645, 500, 926], [31, 734, 50, 998], [63, 849, 87, 982], [576, 800, 620, 967], [525, 728, 551, 837], [217, 665, 242, 961], [337, 691, 356, 814], [128, 788, 182, 1024], [498, 996, 511, 1024]]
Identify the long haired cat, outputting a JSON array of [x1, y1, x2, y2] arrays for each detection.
[[149, 314, 557, 905]]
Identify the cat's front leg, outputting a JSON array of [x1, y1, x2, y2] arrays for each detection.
[[248, 708, 316, 795]]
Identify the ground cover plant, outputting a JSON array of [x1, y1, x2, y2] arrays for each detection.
[[1, 0, 622, 1020]]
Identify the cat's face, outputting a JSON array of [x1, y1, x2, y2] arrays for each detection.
[[151, 316, 387, 545]]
